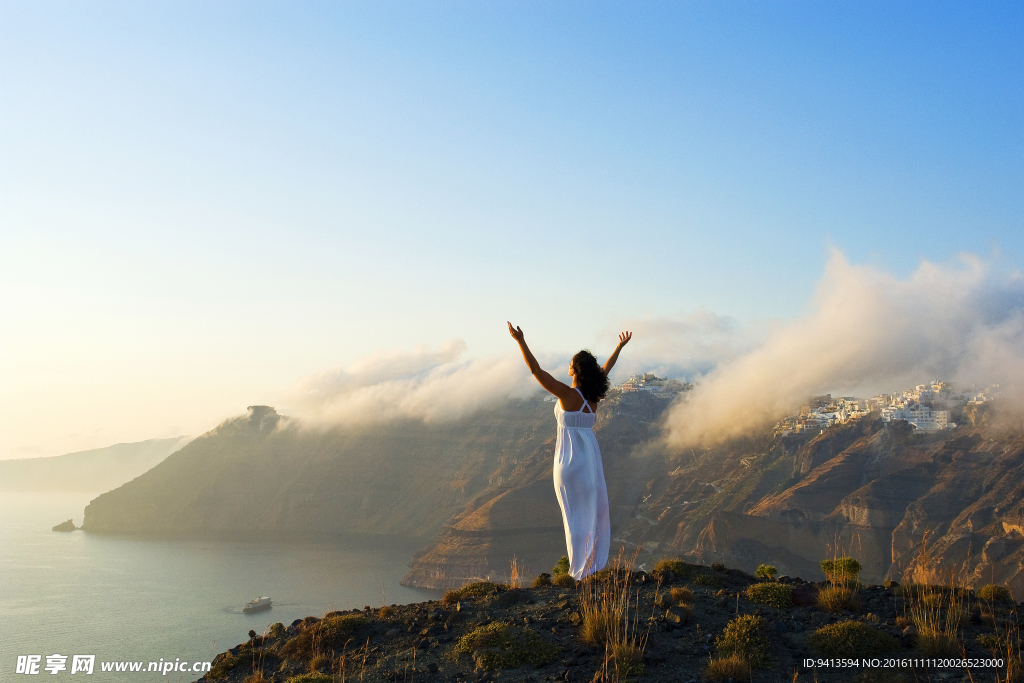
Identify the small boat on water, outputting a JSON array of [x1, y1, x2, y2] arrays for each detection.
[[243, 596, 273, 613]]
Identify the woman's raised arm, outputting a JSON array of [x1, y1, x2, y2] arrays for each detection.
[[602, 331, 632, 375], [508, 322, 574, 400]]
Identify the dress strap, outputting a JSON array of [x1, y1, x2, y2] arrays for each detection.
[[574, 387, 593, 413]]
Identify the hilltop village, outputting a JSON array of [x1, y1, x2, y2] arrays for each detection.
[[773, 380, 1000, 436]]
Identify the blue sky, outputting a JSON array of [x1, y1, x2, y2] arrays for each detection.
[[1, 1, 1021, 457]]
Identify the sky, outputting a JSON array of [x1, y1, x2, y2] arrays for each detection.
[[1, 1, 1022, 459]]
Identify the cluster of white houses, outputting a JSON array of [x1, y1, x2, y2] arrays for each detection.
[[776, 381, 1000, 435], [619, 374, 691, 396]]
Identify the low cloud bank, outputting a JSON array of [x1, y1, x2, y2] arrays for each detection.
[[285, 339, 545, 425], [662, 251, 1024, 448]]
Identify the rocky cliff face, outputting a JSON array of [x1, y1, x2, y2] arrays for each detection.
[[80, 397, 1024, 598]]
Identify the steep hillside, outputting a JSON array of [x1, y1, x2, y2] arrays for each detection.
[[80, 396, 1024, 598], [0, 437, 191, 492], [82, 401, 562, 539]]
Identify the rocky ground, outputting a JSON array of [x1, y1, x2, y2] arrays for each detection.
[[196, 560, 1022, 683]]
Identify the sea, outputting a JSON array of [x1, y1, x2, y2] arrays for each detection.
[[1, 492, 441, 682]]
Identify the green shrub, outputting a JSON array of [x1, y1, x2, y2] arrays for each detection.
[[978, 633, 1006, 650], [654, 558, 694, 578], [745, 582, 793, 608], [206, 653, 239, 680], [533, 573, 552, 587], [694, 573, 722, 588], [809, 620, 898, 658], [452, 621, 558, 670], [978, 584, 1014, 604], [442, 581, 502, 605], [821, 557, 862, 584], [670, 586, 694, 605], [755, 564, 778, 581], [280, 615, 367, 658], [553, 556, 570, 576], [287, 674, 332, 683], [715, 615, 773, 667]]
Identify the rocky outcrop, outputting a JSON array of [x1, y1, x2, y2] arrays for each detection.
[[52, 519, 77, 532]]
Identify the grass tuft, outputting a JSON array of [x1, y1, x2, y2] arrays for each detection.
[[670, 586, 694, 605], [817, 586, 861, 614], [705, 654, 749, 681], [552, 573, 576, 587]]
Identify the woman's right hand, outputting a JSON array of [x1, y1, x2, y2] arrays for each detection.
[[507, 321, 525, 343], [617, 331, 632, 347]]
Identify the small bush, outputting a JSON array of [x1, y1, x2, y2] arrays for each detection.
[[533, 573, 552, 587], [755, 564, 778, 581], [653, 558, 693, 578], [978, 633, 1006, 650], [979, 584, 1014, 604], [711, 562, 726, 572], [706, 655, 749, 681], [817, 586, 861, 614], [378, 605, 394, 618], [715, 614, 773, 667], [821, 557, 862, 585], [280, 615, 367, 658], [207, 654, 239, 680], [746, 582, 793, 608], [553, 556, 570, 576], [694, 573, 722, 588], [442, 581, 502, 605], [670, 586, 694, 605], [451, 621, 558, 670], [552, 573, 576, 587], [809, 620, 898, 658], [606, 640, 645, 678], [286, 674, 332, 683]]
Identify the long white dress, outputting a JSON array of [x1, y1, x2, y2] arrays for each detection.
[[553, 387, 610, 579]]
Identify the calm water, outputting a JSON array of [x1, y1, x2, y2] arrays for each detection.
[[1, 493, 441, 682]]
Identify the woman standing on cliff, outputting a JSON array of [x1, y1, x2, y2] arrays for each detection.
[[507, 322, 632, 580]]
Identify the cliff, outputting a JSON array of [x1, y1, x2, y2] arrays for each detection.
[[80, 396, 1024, 598]]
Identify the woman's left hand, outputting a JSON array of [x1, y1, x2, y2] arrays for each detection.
[[617, 331, 632, 347]]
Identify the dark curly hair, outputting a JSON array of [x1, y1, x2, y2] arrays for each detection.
[[571, 350, 610, 404]]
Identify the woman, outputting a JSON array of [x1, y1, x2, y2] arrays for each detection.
[[507, 322, 632, 579]]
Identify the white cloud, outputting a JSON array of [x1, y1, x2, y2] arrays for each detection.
[[284, 339, 543, 425], [662, 250, 1024, 448]]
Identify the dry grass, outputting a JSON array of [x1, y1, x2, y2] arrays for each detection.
[[377, 605, 394, 619], [552, 573, 576, 587], [705, 654, 749, 681], [308, 653, 330, 672], [900, 533, 967, 657], [509, 555, 521, 589], [817, 586, 861, 614], [577, 549, 647, 677], [670, 586, 694, 605]]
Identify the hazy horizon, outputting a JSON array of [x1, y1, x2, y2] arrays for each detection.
[[2, 2, 1021, 459]]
